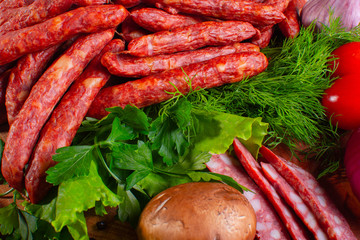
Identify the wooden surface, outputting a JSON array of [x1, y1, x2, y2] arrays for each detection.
[[1, 129, 360, 239]]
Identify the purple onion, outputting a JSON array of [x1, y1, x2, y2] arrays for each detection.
[[301, 0, 360, 31]]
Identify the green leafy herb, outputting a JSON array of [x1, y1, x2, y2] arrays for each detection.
[[0, 202, 18, 235]]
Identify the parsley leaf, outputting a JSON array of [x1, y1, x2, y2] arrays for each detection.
[[117, 184, 141, 226], [46, 145, 95, 185], [149, 99, 191, 165], [0, 202, 18, 235]]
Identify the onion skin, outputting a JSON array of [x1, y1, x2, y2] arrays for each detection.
[[301, 0, 360, 31], [344, 128, 360, 201]]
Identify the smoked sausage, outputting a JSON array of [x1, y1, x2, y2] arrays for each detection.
[[88, 51, 268, 119], [73, 0, 109, 6], [0, 0, 73, 35], [278, 0, 301, 38], [0, 70, 9, 125], [141, 0, 286, 26], [0, 0, 34, 10], [113, 0, 142, 8], [121, 16, 150, 43], [25, 39, 125, 204], [1, 29, 115, 192], [102, 43, 260, 78], [5, 44, 61, 125], [127, 21, 258, 57], [0, 4, 128, 65], [251, 26, 274, 48], [131, 7, 203, 32], [264, 0, 291, 12]]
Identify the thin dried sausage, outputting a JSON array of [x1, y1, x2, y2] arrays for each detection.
[[278, 0, 301, 38], [131, 7, 203, 32], [141, 0, 286, 26], [259, 146, 357, 240], [207, 154, 291, 240], [113, 0, 142, 8], [261, 162, 328, 240], [0, 0, 34, 10], [233, 138, 311, 240], [5, 44, 61, 125], [1, 29, 115, 192], [251, 26, 273, 48], [121, 16, 150, 43], [264, 0, 291, 12], [127, 21, 258, 57], [25, 38, 124, 204], [0, 4, 128, 65], [0, 70, 10, 125], [73, 0, 109, 6], [0, 0, 73, 35], [293, 0, 308, 15], [0, 69, 9, 107], [88, 51, 268, 119], [102, 42, 260, 78]]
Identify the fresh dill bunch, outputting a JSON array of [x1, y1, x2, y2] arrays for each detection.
[[186, 20, 360, 170]]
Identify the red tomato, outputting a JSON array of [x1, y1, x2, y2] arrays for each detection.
[[330, 42, 360, 77], [322, 74, 360, 130]]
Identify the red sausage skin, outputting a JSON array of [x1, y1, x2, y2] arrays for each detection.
[[1, 29, 115, 192], [88, 51, 268, 119]]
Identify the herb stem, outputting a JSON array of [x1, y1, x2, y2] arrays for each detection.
[[94, 140, 122, 183], [0, 187, 14, 197]]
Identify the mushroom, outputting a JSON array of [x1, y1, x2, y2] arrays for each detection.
[[137, 182, 256, 240]]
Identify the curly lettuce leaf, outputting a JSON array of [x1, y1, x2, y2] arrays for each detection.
[[190, 109, 268, 158], [51, 161, 122, 232]]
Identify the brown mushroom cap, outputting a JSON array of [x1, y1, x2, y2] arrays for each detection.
[[137, 182, 256, 240]]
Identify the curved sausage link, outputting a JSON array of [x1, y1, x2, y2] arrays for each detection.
[[5, 44, 61, 125], [0, 0, 73, 36], [131, 7, 203, 32], [1, 29, 115, 192], [0, 0, 34, 10], [278, 0, 301, 38], [88, 51, 268, 119], [73, 0, 109, 6], [127, 21, 258, 57], [251, 26, 274, 48], [0, 4, 128, 65], [141, 0, 286, 26], [0, 70, 10, 125], [121, 16, 150, 43], [112, 0, 142, 8], [102, 42, 260, 78], [25, 38, 124, 204]]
